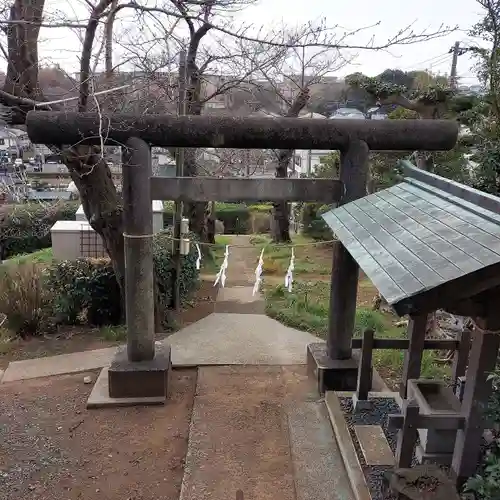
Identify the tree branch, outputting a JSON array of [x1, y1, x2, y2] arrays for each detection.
[[78, 0, 115, 112]]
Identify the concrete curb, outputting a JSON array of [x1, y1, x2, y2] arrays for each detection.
[[372, 367, 391, 393], [325, 391, 372, 500]]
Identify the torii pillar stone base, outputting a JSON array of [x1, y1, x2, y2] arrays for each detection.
[[108, 343, 171, 399]]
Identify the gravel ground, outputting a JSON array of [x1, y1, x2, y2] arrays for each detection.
[[339, 396, 402, 500], [0, 369, 196, 500]]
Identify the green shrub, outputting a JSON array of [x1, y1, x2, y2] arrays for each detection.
[[248, 203, 272, 213], [47, 229, 199, 327], [354, 308, 386, 336], [250, 212, 271, 233], [213, 203, 250, 234], [163, 201, 174, 228], [0, 263, 48, 337], [465, 448, 500, 500], [163, 202, 251, 234], [301, 203, 334, 241], [486, 367, 500, 426], [0, 202, 78, 258], [153, 229, 200, 311], [47, 258, 121, 326]]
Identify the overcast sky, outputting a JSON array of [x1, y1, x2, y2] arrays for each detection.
[[32, 0, 484, 83]]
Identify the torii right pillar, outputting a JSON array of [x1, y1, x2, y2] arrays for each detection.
[[307, 139, 369, 393]]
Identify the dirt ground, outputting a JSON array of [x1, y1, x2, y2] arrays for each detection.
[[0, 369, 197, 500], [0, 280, 218, 369]]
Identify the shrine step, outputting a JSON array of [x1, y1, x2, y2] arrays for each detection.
[[287, 402, 354, 500], [179, 366, 354, 500]]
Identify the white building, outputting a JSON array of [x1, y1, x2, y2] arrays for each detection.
[[0, 127, 24, 154], [8, 128, 30, 148], [290, 111, 330, 177]]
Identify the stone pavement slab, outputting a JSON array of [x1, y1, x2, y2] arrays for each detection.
[[216, 286, 261, 303], [288, 402, 354, 500], [179, 366, 296, 500], [215, 286, 265, 314], [169, 313, 318, 365], [1, 347, 117, 383], [2, 313, 320, 382], [354, 425, 395, 466]]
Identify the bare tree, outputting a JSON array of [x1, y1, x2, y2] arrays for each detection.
[[0, 0, 454, 306], [237, 36, 349, 242]]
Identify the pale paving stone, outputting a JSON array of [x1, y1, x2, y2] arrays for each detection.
[[354, 425, 395, 466], [2, 313, 320, 382], [288, 402, 354, 500], [216, 286, 262, 303], [167, 313, 318, 366], [1, 347, 117, 383]]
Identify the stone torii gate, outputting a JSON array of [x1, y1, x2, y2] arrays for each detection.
[[26, 111, 458, 403]]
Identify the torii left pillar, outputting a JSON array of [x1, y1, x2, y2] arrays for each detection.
[[107, 137, 171, 402]]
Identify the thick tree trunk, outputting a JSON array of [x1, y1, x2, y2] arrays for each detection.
[[271, 149, 293, 243], [62, 146, 125, 291], [4, 0, 43, 97], [183, 148, 208, 241], [271, 88, 310, 243], [1, 0, 45, 123], [206, 201, 216, 244]]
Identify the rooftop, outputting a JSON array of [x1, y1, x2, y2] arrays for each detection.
[[323, 161, 500, 315]]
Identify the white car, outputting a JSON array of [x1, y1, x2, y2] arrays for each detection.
[[330, 108, 366, 119]]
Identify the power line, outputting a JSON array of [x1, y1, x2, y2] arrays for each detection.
[[400, 52, 450, 71]]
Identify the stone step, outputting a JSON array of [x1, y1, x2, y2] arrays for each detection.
[[179, 366, 296, 500], [287, 402, 354, 500]]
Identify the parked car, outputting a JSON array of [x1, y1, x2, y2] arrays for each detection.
[[330, 108, 366, 119]]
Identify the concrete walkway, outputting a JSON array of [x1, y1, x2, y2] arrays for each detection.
[[1, 313, 319, 382], [1, 236, 355, 500], [180, 365, 353, 500], [2, 235, 315, 382]]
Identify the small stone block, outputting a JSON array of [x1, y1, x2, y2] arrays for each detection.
[[108, 344, 171, 399], [307, 343, 358, 393], [352, 393, 373, 412], [415, 444, 453, 466], [354, 425, 395, 466], [87, 367, 167, 408]]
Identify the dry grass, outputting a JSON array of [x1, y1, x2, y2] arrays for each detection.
[[0, 263, 48, 337], [250, 234, 333, 276], [264, 280, 450, 384]]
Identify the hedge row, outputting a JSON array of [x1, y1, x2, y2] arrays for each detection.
[[163, 202, 272, 234], [163, 202, 334, 240], [46, 229, 199, 328], [301, 203, 334, 241], [0, 202, 78, 259]]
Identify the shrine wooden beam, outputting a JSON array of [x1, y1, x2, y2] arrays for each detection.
[[350, 337, 459, 350], [150, 177, 342, 203], [388, 413, 466, 430], [26, 111, 458, 151]]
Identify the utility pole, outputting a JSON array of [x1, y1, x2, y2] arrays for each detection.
[[449, 41, 461, 90], [172, 48, 187, 311], [306, 111, 313, 177]]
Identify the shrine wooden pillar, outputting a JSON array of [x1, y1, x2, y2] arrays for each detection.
[[452, 315, 500, 486]]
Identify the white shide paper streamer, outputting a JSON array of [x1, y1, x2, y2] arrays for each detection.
[[253, 248, 265, 296], [214, 245, 229, 288], [284, 247, 295, 292], [195, 243, 202, 270]]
